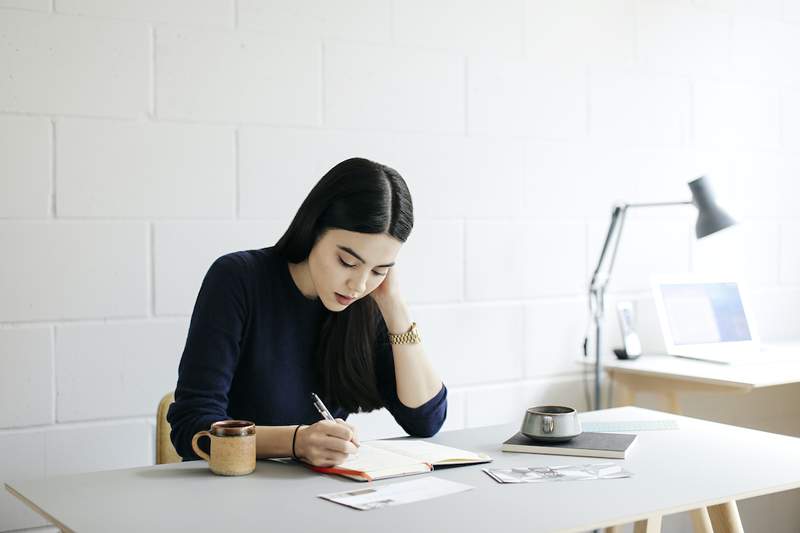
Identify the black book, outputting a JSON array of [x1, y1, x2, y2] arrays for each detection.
[[501, 431, 637, 459]]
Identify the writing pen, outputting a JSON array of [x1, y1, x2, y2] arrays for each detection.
[[311, 392, 336, 422], [311, 392, 359, 448]]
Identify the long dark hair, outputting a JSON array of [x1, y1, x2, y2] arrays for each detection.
[[274, 157, 414, 413]]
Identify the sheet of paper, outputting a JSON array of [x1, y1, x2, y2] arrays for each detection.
[[336, 443, 423, 473], [483, 462, 633, 484], [367, 439, 487, 464], [318, 476, 473, 510]]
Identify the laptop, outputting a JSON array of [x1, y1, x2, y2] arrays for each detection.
[[651, 276, 799, 364]]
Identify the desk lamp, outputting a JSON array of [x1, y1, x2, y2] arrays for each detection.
[[587, 176, 736, 410]]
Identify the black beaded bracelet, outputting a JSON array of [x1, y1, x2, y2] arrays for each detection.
[[291, 424, 302, 460]]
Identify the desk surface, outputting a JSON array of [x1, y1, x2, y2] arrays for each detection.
[[585, 352, 800, 390], [7, 407, 800, 533]]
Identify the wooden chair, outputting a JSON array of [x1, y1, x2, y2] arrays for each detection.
[[156, 392, 182, 464]]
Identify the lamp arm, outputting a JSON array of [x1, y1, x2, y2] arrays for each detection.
[[589, 205, 628, 306], [589, 199, 692, 301], [587, 205, 628, 411], [586, 197, 692, 410], [625, 200, 693, 209]]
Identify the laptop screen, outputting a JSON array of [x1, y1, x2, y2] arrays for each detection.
[[660, 282, 752, 345]]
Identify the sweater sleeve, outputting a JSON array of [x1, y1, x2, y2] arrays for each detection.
[[374, 318, 448, 438], [167, 254, 249, 460]]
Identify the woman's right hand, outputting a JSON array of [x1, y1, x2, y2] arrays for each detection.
[[295, 419, 360, 467]]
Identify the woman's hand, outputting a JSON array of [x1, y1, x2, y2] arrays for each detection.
[[369, 266, 402, 310], [295, 418, 360, 467]]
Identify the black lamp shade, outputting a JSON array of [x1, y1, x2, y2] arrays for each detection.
[[689, 176, 736, 238]]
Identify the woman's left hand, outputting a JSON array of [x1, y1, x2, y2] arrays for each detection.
[[369, 266, 401, 309]]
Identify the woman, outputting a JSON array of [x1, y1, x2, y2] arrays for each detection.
[[167, 157, 447, 467]]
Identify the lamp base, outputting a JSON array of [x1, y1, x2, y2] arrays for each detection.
[[613, 347, 641, 361]]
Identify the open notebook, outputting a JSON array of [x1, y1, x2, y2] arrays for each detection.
[[310, 439, 492, 482]]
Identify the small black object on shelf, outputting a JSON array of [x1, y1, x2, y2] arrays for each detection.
[[613, 347, 641, 361]]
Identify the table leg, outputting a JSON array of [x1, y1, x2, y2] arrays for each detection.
[[602, 371, 750, 533], [633, 515, 662, 533], [690, 507, 713, 532], [708, 501, 745, 533]]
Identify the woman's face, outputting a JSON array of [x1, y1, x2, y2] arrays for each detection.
[[308, 228, 402, 311]]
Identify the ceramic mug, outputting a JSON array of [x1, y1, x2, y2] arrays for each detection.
[[191, 420, 256, 476], [521, 405, 582, 442]]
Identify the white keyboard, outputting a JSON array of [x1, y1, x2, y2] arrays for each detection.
[[581, 420, 680, 432]]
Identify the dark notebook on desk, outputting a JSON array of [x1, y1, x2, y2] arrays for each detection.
[[502, 431, 637, 459]]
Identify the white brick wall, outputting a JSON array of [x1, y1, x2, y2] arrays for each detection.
[[238, 0, 391, 44], [523, 0, 635, 67], [0, 222, 148, 321], [524, 299, 586, 378], [750, 288, 800, 341], [0, 116, 50, 218], [0, 328, 53, 428], [1, 2, 799, 532], [156, 27, 322, 124], [731, 14, 800, 86], [465, 382, 524, 427], [44, 420, 151, 477], [399, 220, 464, 304], [693, 81, 782, 150], [413, 303, 525, 386], [324, 42, 465, 133], [55, 320, 187, 422], [468, 58, 587, 140], [465, 220, 586, 299], [394, 0, 523, 55], [0, 11, 148, 117], [55, 0, 235, 27], [56, 119, 236, 218], [692, 219, 781, 285], [781, 223, 800, 285], [636, 1, 731, 78], [590, 70, 689, 147], [785, 89, 800, 151], [0, 0, 49, 11], [0, 431, 48, 531]]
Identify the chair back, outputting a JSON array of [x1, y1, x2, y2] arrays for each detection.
[[156, 392, 182, 464]]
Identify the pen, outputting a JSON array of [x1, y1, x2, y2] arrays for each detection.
[[311, 392, 359, 449], [311, 392, 336, 422]]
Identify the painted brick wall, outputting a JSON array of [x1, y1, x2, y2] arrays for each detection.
[[1, 1, 799, 531]]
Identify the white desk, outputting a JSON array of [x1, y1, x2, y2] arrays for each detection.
[[587, 353, 800, 413], [7, 407, 800, 533]]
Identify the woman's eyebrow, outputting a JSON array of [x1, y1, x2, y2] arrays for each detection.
[[337, 245, 395, 268]]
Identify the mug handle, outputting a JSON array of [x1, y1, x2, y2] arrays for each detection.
[[191, 430, 212, 462], [542, 416, 554, 434]]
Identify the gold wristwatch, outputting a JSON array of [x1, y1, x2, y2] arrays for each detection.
[[388, 321, 421, 345]]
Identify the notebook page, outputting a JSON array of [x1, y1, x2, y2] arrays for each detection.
[[337, 443, 425, 473], [368, 440, 485, 464]]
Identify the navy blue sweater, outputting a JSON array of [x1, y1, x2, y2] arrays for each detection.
[[167, 247, 447, 460]]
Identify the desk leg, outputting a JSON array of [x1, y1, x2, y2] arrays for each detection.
[[690, 507, 713, 532], [708, 501, 745, 533], [633, 515, 662, 533], [606, 517, 661, 533]]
